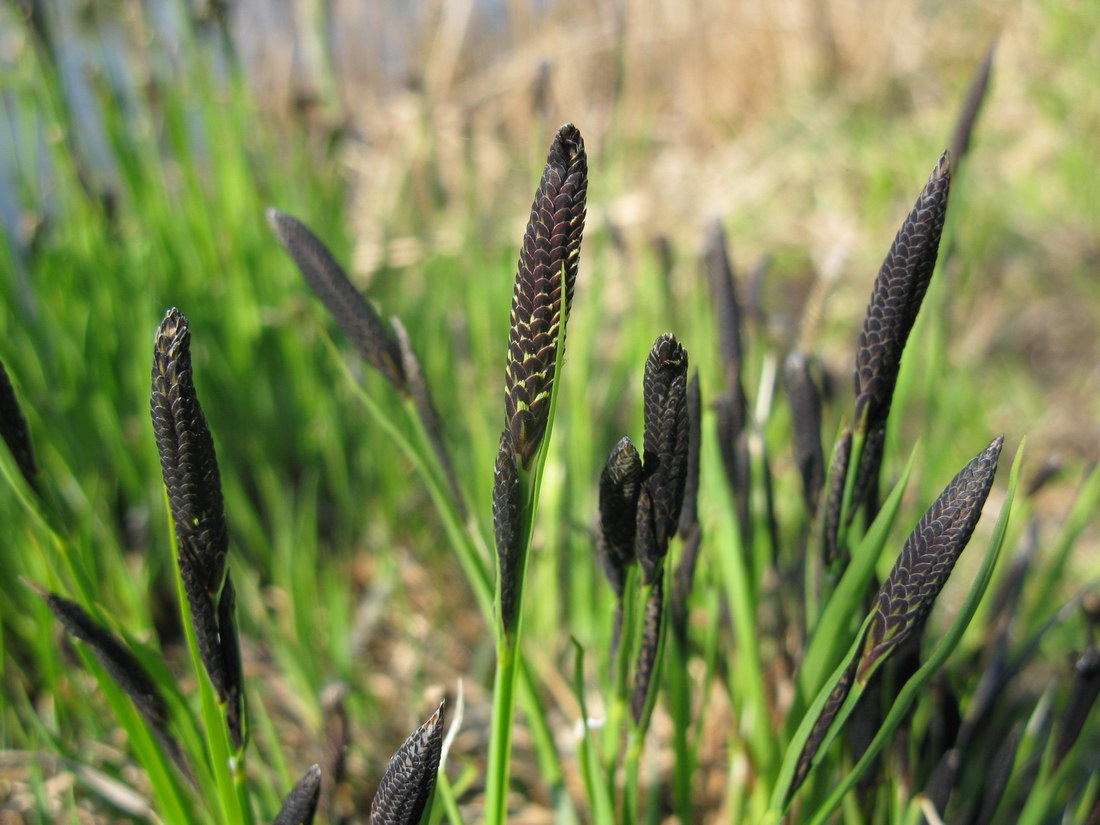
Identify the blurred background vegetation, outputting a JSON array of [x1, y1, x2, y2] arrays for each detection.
[[1, 0, 1098, 821]]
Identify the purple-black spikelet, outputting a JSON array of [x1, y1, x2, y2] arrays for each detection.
[[493, 429, 524, 634], [0, 359, 37, 485], [267, 208, 406, 391], [641, 334, 690, 560], [848, 154, 951, 514], [370, 701, 446, 825], [504, 124, 588, 469], [44, 591, 171, 735], [151, 309, 243, 745], [631, 577, 665, 725], [783, 353, 826, 512], [275, 764, 322, 825], [596, 436, 643, 596], [857, 435, 1002, 683]]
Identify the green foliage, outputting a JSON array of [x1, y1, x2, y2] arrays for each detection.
[[2, 2, 1099, 824]]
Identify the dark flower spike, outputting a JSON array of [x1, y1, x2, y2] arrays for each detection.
[[704, 219, 745, 387], [217, 573, 245, 749], [949, 42, 995, 171], [823, 427, 852, 567], [854, 153, 951, 429], [857, 435, 1002, 683], [267, 208, 406, 391], [43, 591, 171, 734], [151, 309, 235, 703], [672, 373, 703, 641], [370, 700, 446, 825], [275, 764, 322, 825], [40, 589, 189, 773], [783, 353, 826, 512], [391, 316, 467, 520], [504, 123, 588, 469], [635, 481, 661, 586], [492, 429, 524, 634], [642, 333, 690, 552], [631, 577, 664, 725], [849, 154, 951, 514], [1054, 647, 1100, 767], [0, 359, 37, 485], [791, 657, 858, 795], [597, 436, 643, 593]]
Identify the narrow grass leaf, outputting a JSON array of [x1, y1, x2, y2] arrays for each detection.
[[0, 358, 37, 485], [949, 43, 996, 170]]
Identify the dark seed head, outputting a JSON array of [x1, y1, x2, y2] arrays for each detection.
[[504, 124, 588, 469], [267, 207, 406, 390], [642, 333, 690, 553], [631, 577, 664, 726], [597, 436, 643, 593], [853, 152, 951, 431], [493, 429, 524, 634], [42, 591, 171, 738], [783, 353, 825, 512], [857, 435, 1002, 683], [151, 308, 228, 597], [275, 764, 322, 825], [370, 701, 446, 825]]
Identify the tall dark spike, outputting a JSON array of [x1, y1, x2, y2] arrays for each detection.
[[672, 373, 703, 641], [949, 43, 996, 171], [492, 429, 524, 634], [631, 577, 664, 725], [784, 353, 826, 512], [267, 208, 406, 390], [151, 309, 234, 707], [597, 436, 643, 595], [641, 333, 690, 554], [275, 765, 322, 825], [370, 701, 446, 825], [857, 436, 1002, 682], [504, 123, 588, 469]]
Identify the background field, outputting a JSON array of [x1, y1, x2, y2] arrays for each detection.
[[1, 0, 1099, 822]]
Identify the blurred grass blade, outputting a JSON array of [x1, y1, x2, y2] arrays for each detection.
[[0, 358, 38, 486]]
